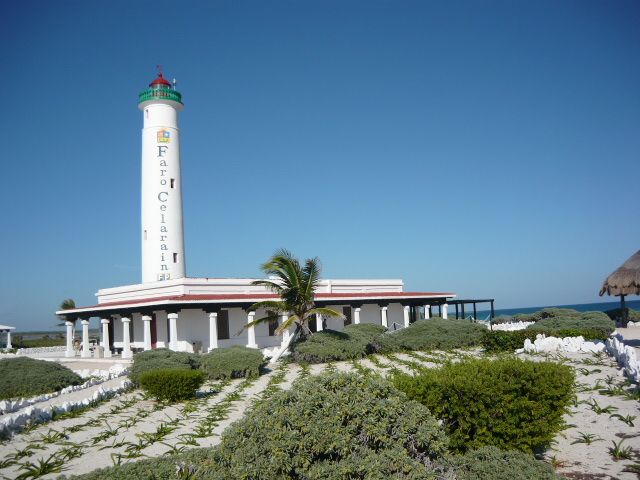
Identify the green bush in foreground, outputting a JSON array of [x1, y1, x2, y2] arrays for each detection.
[[393, 357, 575, 453], [139, 369, 205, 401], [378, 318, 486, 352], [449, 446, 561, 480], [210, 371, 450, 478], [200, 346, 265, 379], [129, 349, 200, 386], [0, 357, 83, 400], [290, 323, 386, 363]]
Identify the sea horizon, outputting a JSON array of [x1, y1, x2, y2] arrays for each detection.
[[476, 299, 640, 319]]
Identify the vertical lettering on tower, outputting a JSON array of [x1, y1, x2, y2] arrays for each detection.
[[157, 129, 171, 280]]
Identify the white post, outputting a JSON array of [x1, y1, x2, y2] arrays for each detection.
[[354, 307, 361, 325], [168, 313, 178, 351], [247, 311, 258, 348], [208, 311, 218, 352], [121, 317, 132, 359], [101, 318, 112, 358], [142, 315, 152, 351], [381, 306, 388, 328], [424, 305, 430, 319], [65, 321, 75, 357], [403, 306, 411, 328], [281, 314, 290, 347], [6, 331, 11, 349], [316, 313, 323, 332], [442, 304, 448, 319], [81, 319, 91, 358]]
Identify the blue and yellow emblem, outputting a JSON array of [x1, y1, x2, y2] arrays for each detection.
[[157, 129, 171, 143]]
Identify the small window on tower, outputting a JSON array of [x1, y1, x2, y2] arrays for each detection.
[[173, 253, 178, 263], [145, 109, 149, 119], [144, 230, 147, 240], [170, 178, 175, 188]]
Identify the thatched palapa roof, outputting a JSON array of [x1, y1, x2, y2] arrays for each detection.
[[600, 250, 640, 296]]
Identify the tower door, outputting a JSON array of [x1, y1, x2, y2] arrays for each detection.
[[151, 313, 158, 349], [108, 320, 114, 351]]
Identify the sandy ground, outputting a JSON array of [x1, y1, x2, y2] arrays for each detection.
[[0, 349, 638, 479]]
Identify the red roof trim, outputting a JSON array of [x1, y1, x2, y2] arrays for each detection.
[[58, 291, 455, 314]]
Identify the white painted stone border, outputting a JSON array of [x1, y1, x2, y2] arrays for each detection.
[[488, 321, 535, 331], [606, 334, 640, 384], [0, 379, 132, 437], [516, 334, 606, 354]]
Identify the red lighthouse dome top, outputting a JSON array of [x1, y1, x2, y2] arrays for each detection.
[[149, 72, 172, 88]]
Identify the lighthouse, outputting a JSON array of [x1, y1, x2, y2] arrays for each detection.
[[138, 72, 186, 283]]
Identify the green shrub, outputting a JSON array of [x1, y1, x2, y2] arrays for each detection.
[[528, 311, 614, 337], [0, 358, 83, 400], [210, 371, 449, 478], [481, 330, 538, 353], [393, 357, 575, 453], [200, 346, 265, 379], [290, 324, 386, 363], [378, 318, 486, 352], [448, 446, 561, 480], [129, 349, 200, 386], [513, 307, 581, 323], [139, 369, 205, 401]]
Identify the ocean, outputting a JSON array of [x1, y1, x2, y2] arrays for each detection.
[[476, 299, 640, 319]]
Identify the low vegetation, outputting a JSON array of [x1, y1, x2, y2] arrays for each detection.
[[200, 345, 265, 379], [378, 318, 485, 352], [393, 357, 575, 453], [128, 349, 201, 386], [0, 357, 83, 400], [290, 319, 485, 363], [605, 307, 640, 323], [11, 335, 66, 348], [139, 369, 205, 401], [290, 324, 385, 363], [483, 309, 615, 352], [447, 446, 561, 480]]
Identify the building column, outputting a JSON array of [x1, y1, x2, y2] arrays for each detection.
[[168, 312, 179, 351], [246, 311, 258, 348], [142, 315, 152, 351], [403, 306, 411, 328], [101, 318, 112, 357], [442, 303, 449, 319], [381, 306, 388, 328], [6, 331, 11, 349], [281, 314, 290, 346], [208, 311, 218, 352], [424, 305, 430, 319], [315, 313, 323, 332], [81, 319, 91, 358], [354, 307, 361, 325], [65, 321, 74, 357], [121, 317, 132, 359]]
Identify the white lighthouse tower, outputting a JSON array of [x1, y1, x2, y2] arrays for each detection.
[[138, 72, 186, 283]]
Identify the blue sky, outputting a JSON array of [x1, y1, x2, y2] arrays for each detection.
[[2, 1, 639, 330]]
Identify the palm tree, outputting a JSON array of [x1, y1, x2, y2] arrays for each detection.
[[57, 299, 77, 340], [245, 249, 343, 338]]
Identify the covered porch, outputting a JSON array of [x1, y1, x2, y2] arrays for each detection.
[[56, 291, 456, 358]]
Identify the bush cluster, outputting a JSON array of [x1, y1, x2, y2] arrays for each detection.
[[378, 318, 486, 352], [139, 369, 205, 401], [448, 446, 561, 480], [67, 371, 559, 480], [0, 357, 83, 400], [11, 336, 66, 348], [290, 324, 385, 363], [129, 349, 200, 386], [200, 345, 265, 379], [531, 311, 614, 336], [393, 357, 575, 453], [291, 319, 485, 363]]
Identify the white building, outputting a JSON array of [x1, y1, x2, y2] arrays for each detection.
[[57, 72, 455, 358]]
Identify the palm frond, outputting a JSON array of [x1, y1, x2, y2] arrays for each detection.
[[250, 280, 284, 294], [237, 314, 281, 335], [275, 314, 299, 334], [307, 307, 344, 320], [245, 300, 288, 313]]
